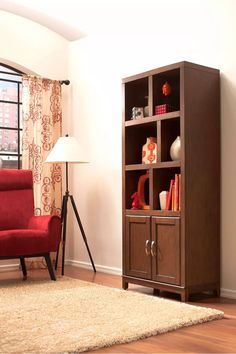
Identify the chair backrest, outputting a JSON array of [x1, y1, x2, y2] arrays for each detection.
[[0, 169, 34, 230]]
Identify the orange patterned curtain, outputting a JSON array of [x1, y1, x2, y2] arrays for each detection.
[[22, 75, 62, 216]]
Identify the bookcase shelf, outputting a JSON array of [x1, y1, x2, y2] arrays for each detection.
[[125, 161, 181, 170], [124, 110, 181, 127], [126, 209, 181, 217], [122, 61, 220, 301]]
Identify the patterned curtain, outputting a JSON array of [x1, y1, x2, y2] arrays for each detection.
[[22, 75, 62, 216]]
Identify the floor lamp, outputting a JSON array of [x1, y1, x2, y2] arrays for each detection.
[[45, 135, 96, 276]]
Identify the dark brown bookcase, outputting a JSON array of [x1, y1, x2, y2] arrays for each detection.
[[122, 61, 220, 301]]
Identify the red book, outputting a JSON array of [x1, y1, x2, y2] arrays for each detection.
[[172, 182, 175, 210], [178, 174, 181, 211], [165, 191, 169, 210], [166, 179, 174, 210], [174, 174, 179, 211]]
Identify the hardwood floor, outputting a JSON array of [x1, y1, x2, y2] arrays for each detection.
[[1, 265, 236, 353]]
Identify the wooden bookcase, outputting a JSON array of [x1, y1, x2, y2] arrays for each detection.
[[122, 61, 220, 301]]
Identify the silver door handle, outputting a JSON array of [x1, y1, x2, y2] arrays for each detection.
[[145, 240, 151, 256], [151, 240, 156, 257]]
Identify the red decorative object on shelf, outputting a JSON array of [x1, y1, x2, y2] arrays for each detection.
[[162, 81, 171, 96], [155, 104, 175, 115], [137, 172, 150, 210], [131, 192, 139, 210]]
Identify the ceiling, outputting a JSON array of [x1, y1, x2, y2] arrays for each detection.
[[0, 0, 155, 41], [0, 0, 87, 40], [0, 0, 190, 41]]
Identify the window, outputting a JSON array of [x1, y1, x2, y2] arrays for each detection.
[[0, 64, 23, 169]]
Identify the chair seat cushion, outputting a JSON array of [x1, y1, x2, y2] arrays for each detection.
[[0, 229, 49, 257]]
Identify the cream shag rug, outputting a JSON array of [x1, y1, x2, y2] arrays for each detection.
[[0, 277, 223, 353]]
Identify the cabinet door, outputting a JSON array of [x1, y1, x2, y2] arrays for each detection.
[[151, 217, 180, 285], [125, 215, 152, 279]]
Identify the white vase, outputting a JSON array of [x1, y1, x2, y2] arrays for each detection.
[[170, 136, 181, 161], [159, 191, 168, 210]]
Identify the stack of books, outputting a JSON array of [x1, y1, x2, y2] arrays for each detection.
[[165, 174, 181, 211]]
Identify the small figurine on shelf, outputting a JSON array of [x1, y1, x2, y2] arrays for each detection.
[[131, 192, 139, 210], [131, 107, 144, 120], [162, 81, 171, 96]]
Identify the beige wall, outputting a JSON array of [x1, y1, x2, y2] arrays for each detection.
[[67, 0, 236, 297], [0, 10, 68, 78], [0, 10, 69, 270], [0, 9, 69, 131]]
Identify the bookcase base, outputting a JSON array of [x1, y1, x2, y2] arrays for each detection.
[[122, 275, 220, 302]]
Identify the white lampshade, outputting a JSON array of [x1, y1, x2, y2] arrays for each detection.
[[45, 136, 89, 163]]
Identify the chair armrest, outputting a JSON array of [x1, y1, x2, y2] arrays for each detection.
[[28, 215, 62, 252]]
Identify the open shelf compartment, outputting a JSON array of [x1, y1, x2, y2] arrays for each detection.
[[153, 68, 180, 114], [160, 117, 180, 162], [124, 77, 149, 121], [153, 167, 181, 210], [125, 121, 157, 165], [125, 170, 150, 210]]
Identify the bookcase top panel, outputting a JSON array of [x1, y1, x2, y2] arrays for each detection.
[[122, 61, 219, 84]]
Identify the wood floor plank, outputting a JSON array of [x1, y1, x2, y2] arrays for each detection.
[[1, 265, 236, 353]]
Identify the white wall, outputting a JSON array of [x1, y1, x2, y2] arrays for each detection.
[[0, 9, 70, 132], [67, 0, 236, 295], [0, 10, 69, 270], [0, 10, 68, 78]]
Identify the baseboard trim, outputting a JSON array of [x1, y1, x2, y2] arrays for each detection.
[[220, 288, 236, 300], [1, 260, 235, 299], [65, 259, 122, 276], [0, 263, 19, 272]]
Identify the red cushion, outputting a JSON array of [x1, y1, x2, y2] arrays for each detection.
[[0, 189, 34, 230], [0, 169, 33, 191], [0, 229, 49, 257], [0, 169, 34, 230]]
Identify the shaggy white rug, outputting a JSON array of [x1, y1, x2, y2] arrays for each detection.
[[0, 277, 223, 353]]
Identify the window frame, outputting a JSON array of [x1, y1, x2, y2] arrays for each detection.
[[0, 63, 23, 169]]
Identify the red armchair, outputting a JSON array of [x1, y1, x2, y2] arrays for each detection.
[[0, 169, 61, 280]]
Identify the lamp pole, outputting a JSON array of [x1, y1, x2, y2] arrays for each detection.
[[54, 143, 96, 275]]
